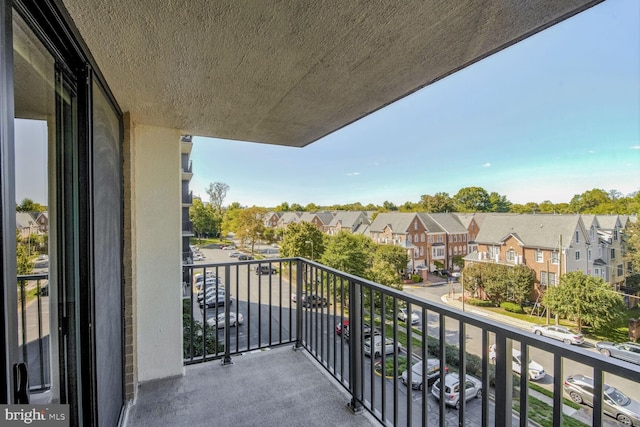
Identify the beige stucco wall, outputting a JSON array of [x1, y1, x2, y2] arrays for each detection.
[[132, 123, 184, 382]]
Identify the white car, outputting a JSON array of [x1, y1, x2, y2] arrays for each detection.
[[398, 308, 420, 325], [531, 325, 584, 345], [489, 344, 545, 381], [431, 373, 482, 409], [364, 335, 401, 358], [207, 312, 244, 329]]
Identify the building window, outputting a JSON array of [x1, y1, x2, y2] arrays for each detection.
[[428, 235, 433, 243], [540, 272, 547, 286], [575, 251, 581, 261], [506, 249, 516, 262], [421, 234, 425, 242], [414, 219, 418, 230], [535, 249, 543, 263], [575, 230, 579, 243], [415, 233, 419, 242], [551, 251, 559, 264], [408, 235, 412, 243], [453, 235, 457, 242], [420, 247, 424, 256], [614, 229, 618, 240], [611, 248, 615, 259], [437, 235, 443, 243], [548, 272, 557, 286], [618, 264, 623, 276], [433, 247, 444, 258], [588, 248, 591, 261]]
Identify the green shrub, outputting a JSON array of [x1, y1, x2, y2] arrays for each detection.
[[467, 298, 496, 307], [411, 274, 422, 283], [501, 302, 525, 314]]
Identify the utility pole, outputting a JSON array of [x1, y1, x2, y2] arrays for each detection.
[[556, 234, 562, 325]]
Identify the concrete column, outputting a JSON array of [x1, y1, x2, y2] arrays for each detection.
[[132, 123, 183, 382]]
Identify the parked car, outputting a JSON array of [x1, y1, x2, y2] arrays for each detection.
[[229, 251, 242, 257], [596, 342, 640, 365], [221, 245, 236, 250], [363, 335, 401, 358], [199, 292, 233, 308], [335, 319, 349, 335], [531, 325, 584, 345], [431, 373, 482, 409], [238, 254, 254, 261], [398, 308, 420, 325], [401, 358, 444, 390], [564, 374, 640, 426], [192, 253, 205, 261], [254, 265, 276, 275], [300, 293, 328, 308], [196, 282, 225, 302], [207, 312, 244, 329], [342, 322, 381, 340], [488, 344, 545, 381]]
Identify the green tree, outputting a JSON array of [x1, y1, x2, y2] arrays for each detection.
[[482, 264, 509, 303], [289, 203, 305, 211], [625, 219, 640, 273], [420, 192, 455, 213], [507, 264, 535, 305], [234, 207, 267, 253], [542, 271, 625, 332], [274, 202, 290, 212], [382, 201, 398, 211], [16, 232, 33, 275], [454, 187, 491, 212], [17, 198, 46, 212], [221, 203, 243, 236], [190, 198, 217, 240], [205, 182, 229, 214], [371, 244, 409, 277], [568, 188, 611, 213], [488, 192, 512, 212], [279, 222, 325, 260], [320, 232, 373, 278], [462, 263, 486, 297]]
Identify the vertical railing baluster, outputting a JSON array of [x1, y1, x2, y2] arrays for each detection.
[[223, 265, 232, 365], [552, 352, 563, 427], [347, 278, 363, 413], [295, 261, 303, 349]]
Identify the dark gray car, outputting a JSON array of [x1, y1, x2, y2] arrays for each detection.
[[401, 358, 443, 390]]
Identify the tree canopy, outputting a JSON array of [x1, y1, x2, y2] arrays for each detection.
[[542, 271, 625, 332]]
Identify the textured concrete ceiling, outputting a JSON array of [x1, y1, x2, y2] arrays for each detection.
[[61, 0, 601, 147]]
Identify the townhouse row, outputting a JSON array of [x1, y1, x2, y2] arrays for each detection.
[[264, 210, 635, 290]]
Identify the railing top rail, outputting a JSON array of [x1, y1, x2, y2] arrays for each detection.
[[17, 273, 49, 281]]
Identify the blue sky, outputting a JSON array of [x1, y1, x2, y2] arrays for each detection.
[[190, 0, 640, 208]]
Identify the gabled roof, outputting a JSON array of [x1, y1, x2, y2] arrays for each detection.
[[424, 213, 467, 234], [415, 213, 445, 234], [369, 212, 419, 234], [299, 212, 335, 225], [16, 212, 36, 229], [328, 211, 370, 229], [475, 214, 585, 250], [595, 215, 622, 230]]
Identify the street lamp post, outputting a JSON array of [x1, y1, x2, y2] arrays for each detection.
[[305, 240, 314, 261]]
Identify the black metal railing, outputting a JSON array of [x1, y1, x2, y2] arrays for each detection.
[[17, 273, 50, 393], [184, 258, 640, 426]]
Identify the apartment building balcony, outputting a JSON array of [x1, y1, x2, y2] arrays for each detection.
[[182, 191, 193, 207], [121, 259, 640, 427], [181, 161, 193, 181]]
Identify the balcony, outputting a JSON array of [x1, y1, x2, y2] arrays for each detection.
[[126, 259, 640, 427], [182, 191, 193, 207], [17, 261, 640, 426]]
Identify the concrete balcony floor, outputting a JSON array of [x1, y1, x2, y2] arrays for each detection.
[[124, 346, 378, 427]]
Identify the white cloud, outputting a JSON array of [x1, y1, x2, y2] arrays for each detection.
[[346, 172, 361, 176], [482, 162, 491, 168], [631, 145, 640, 150]]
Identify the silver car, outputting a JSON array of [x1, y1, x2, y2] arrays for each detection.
[[431, 373, 482, 409], [363, 335, 401, 358], [207, 312, 244, 329], [531, 325, 584, 345], [398, 308, 420, 325], [596, 342, 640, 365], [564, 374, 640, 426]]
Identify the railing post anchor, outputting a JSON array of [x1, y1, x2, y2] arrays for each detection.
[[221, 356, 233, 366], [347, 399, 363, 414]]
